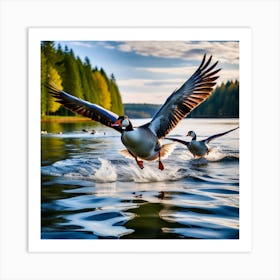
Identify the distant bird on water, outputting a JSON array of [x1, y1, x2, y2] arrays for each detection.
[[47, 54, 221, 170], [166, 127, 239, 158]]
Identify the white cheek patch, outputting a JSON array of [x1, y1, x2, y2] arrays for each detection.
[[122, 119, 130, 128]]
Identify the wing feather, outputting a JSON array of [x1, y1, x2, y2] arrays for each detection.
[[165, 137, 191, 148], [148, 54, 221, 138], [46, 83, 122, 133], [203, 127, 239, 144]]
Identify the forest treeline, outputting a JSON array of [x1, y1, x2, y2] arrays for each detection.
[[41, 41, 124, 117], [124, 80, 239, 118], [188, 80, 239, 118], [124, 104, 161, 118]]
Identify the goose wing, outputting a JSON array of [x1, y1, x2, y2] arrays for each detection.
[[203, 126, 239, 144], [46, 83, 122, 133], [165, 137, 191, 148], [148, 54, 221, 139]]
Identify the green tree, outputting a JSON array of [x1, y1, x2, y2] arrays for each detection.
[[41, 42, 124, 117], [77, 56, 91, 102], [61, 50, 83, 98], [41, 41, 63, 115], [189, 80, 239, 118], [108, 76, 124, 115], [83, 57, 99, 104], [100, 69, 124, 115]]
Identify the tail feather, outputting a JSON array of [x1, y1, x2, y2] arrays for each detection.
[[160, 143, 176, 159]]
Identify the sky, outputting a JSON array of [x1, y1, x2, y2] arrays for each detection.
[[55, 41, 239, 104]]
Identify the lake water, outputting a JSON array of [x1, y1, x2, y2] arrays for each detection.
[[41, 118, 239, 239]]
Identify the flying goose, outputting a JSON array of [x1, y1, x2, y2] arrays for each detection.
[[47, 54, 220, 170], [166, 126, 239, 158]]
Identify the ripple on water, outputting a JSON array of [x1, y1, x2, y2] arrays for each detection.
[[160, 209, 239, 239], [60, 210, 135, 238]]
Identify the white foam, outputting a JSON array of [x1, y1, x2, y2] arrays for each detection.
[[93, 158, 117, 183], [205, 147, 227, 162], [42, 157, 189, 183], [121, 163, 186, 183], [177, 147, 229, 163]]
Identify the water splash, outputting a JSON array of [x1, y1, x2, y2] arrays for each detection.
[[119, 163, 188, 183], [92, 158, 117, 183], [206, 147, 227, 162], [42, 157, 194, 183], [178, 147, 239, 165]]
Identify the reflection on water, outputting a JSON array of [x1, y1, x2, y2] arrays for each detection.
[[41, 118, 239, 239]]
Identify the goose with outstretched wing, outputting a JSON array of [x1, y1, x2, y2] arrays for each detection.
[[47, 54, 221, 170], [166, 127, 239, 158]]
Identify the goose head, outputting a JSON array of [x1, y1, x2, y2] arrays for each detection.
[[186, 130, 196, 140], [112, 116, 133, 131]]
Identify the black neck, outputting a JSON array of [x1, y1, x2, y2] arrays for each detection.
[[124, 122, 134, 131]]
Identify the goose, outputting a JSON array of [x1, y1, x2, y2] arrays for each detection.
[[166, 126, 239, 158], [46, 54, 220, 170]]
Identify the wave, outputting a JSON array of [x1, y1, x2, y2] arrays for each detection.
[[206, 148, 239, 162], [41, 146, 238, 184], [59, 210, 135, 238], [92, 159, 117, 182], [41, 158, 190, 183], [177, 147, 239, 165]]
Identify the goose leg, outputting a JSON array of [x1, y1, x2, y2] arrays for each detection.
[[127, 150, 144, 169], [135, 158, 144, 169], [158, 153, 164, 170]]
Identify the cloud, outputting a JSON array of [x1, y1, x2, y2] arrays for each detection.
[[141, 66, 196, 77], [117, 78, 181, 88], [117, 66, 239, 104], [121, 91, 173, 104], [69, 41, 93, 48], [134, 65, 238, 83], [117, 77, 182, 104], [114, 41, 239, 65], [97, 41, 116, 49]]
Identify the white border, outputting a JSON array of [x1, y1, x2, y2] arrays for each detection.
[[1, 1, 279, 279], [28, 27, 252, 253]]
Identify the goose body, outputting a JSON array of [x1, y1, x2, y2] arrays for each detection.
[[47, 54, 221, 170], [187, 139, 209, 157], [121, 126, 159, 160], [166, 127, 239, 158]]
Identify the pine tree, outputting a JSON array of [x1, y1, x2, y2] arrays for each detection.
[[83, 57, 99, 104], [41, 42, 124, 117], [77, 56, 91, 102], [108, 76, 124, 115], [41, 41, 63, 115], [61, 50, 83, 98], [189, 80, 239, 118]]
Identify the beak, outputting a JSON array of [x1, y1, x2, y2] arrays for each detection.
[[111, 119, 121, 127]]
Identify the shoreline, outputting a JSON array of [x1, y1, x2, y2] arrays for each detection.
[[41, 115, 239, 123], [41, 116, 93, 123]]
